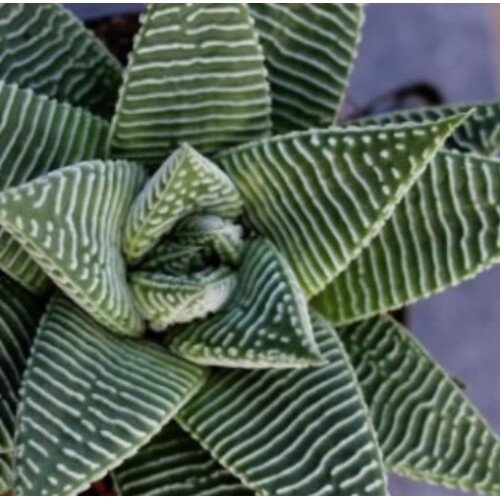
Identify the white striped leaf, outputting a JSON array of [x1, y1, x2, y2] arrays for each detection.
[[109, 3, 271, 166], [138, 241, 209, 275], [124, 145, 243, 263], [170, 238, 323, 369], [0, 275, 43, 453], [337, 315, 500, 494], [353, 102, 500, 156], [0, 454, 12, 494], [0, 81, 110, 293], [177, 312, 387, 495], [0, 4, 121, 117], [172, 215, 244, 265], [0, 161, 146, 337], [114, 421, 252, 496], [14, 295, 206, 496], [131, 267, 237, 332], [218, 115, 466, 298], [250, 4, 364, 133], [312, 150, 500, 325]]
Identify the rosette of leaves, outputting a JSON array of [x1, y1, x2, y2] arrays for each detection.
[[1, 3, 500, 496]]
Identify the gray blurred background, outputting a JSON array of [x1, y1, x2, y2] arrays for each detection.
[[68, 4, 500, 495]]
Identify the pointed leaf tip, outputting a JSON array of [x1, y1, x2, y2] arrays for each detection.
[[124, 145, 243, 262], [0, 160, 146, 336], [218, 113, 466, 297], [169, 238, 324, 369], [14, 295, 206, 496]]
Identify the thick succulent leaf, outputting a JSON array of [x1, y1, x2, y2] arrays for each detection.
[[0, 275, 44, 453], [0, 161, 146, 336], [250, 4, 363, 133], [131, 267, 237, 332], [109, 3, 271, 166], [338, 315, 500, 494], [172, 215, 244, 265], [218, 115, 466, 297], [313, 150, 500, 324], [170, 239, 323, 369], [353, 101, 500, 156], [114, 421, 252, 496], [177, 312, 387, 495], [0, 4, 121, 117], [124, 145, 243, 262], [138, 241, 209, 275], [0, 81, 110, 293], [14, 295, 206, 496], [0, 455, 12, 494]]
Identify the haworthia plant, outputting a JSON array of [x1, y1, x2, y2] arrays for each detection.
[[0, 2, 499, 496]]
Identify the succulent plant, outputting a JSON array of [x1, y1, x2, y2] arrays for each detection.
[[1, 3, 500, 496]]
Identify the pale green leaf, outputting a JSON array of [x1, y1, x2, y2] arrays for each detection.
[[0, 454, 12, 494], [0, 4, 122, 117], [177, 312, 387, 495], [0, 81, 110, 293], [109, 3, 271, 166], [114, 421, 252, 496], [353, 101, 500, 156], [172, 215, 245, 266], [131, 267, 237, 332], [0, 275, 43, 453], [250, 4, 364, 132], [313, 150, 500, 325], [218, 115, 466, 297], [124, 145, 243, 263], [337, 315, 500, 494], [169, 238, 323, 369], [14, 295, 206, 496], [0, 161, 146, 336]]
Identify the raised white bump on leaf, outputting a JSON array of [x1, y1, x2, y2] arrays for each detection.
[[177, 312, 387, 495], [109, 3, 271, 166], [0, 275, 43, 453], [169, 238, 324, 369], [131, 267, 237, 332], [0, 161, 146, 336], [14, 295, 206, 496], [338, 315, 500, 495], [0, 81, 110, 293], [218, 114, 468, 297], [124, 144, 242, 262]]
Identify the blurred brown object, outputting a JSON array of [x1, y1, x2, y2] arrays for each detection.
[[86, 14, 141, 66], [81, 477, 116, 496]]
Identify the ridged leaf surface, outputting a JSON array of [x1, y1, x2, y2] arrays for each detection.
[[124, 145, 242, 262], [338, 315, 500, 494], [14, 295, 206, 496], [0, 455, 12, 494], [0, 275, 43, 453], [131, 267, 237, 332], [0, 4, 121, 117], [0, 81, 110, 293], [250, 4, 363, 132], [109, 3, 271, 166], [353, 102, 500, 156], [177, 312, 387, 495], [313, 150, 500, 324], [218, 115, 465, 297], [0, 161, 145, 336], [170, 239, 323, 369], [114, 421, 251, 496]]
